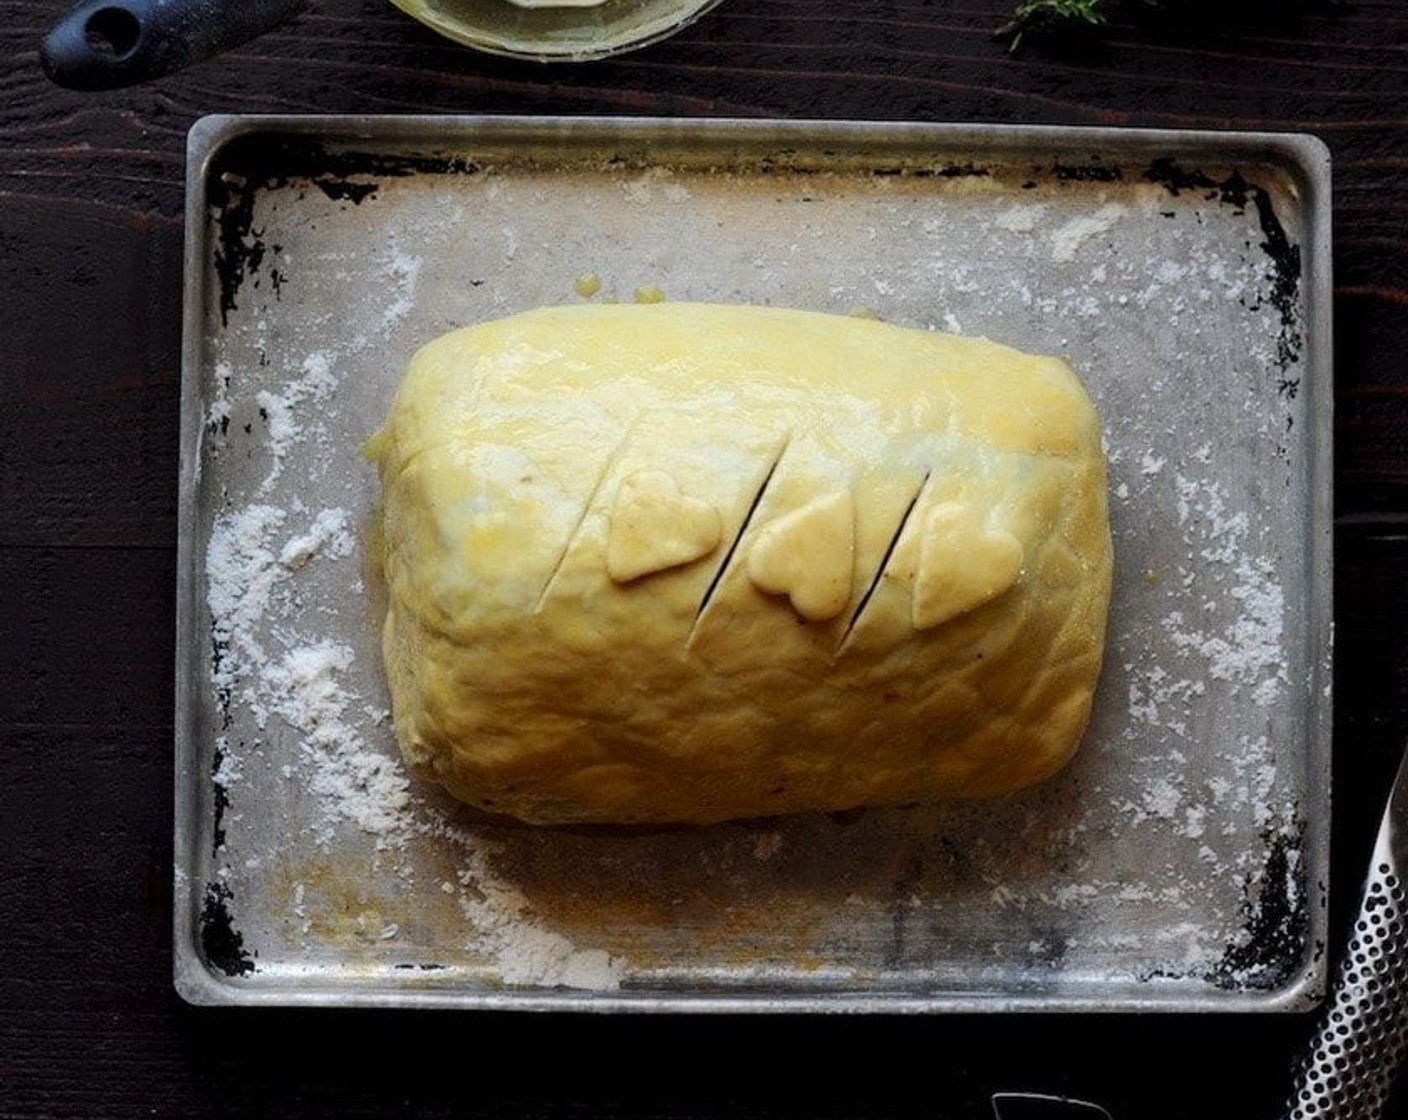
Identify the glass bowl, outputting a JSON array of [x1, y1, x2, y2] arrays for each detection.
[[388, 0, 726, 61]]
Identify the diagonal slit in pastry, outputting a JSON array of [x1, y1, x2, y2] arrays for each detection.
[[687, 434, 791, 646], [838, 470, 932, 655], [534, 427, 635, 611]]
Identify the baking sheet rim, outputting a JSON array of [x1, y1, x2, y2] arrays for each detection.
[[172, 113, 1334, 1013]]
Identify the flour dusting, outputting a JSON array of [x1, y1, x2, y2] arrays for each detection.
[[1050, 202, 1127, 262], [255, 351, 339, 492], [1161, 474, 1287, 705], [383, 245, 423, 332], [262, 641, 411, 842], [423, 812, 625, 991], [207, 502, 407, 847], [993, 203, 1044, 233], [280, 507, 354, 569]]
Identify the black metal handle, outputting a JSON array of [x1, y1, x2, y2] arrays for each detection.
[[40, 0, 310, 90]]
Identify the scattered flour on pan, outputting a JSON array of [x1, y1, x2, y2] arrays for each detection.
[[261, 641, 411, 840], [1164, 473, 1287, 705], [279, 506, 354, 570], [422, 812, 624, 991], [254, 351, 338, 493], [1140, 452, 1166, 476], [992, 203, 1044, 234], [1119, 455, 1287, 749], [207, 502, 411, 847], [622, 168, 692, 205], [382, 243, 423, 333], [207, 360, 234, 441], [1050, 202, 1127, 262], [1086, 419, 1300, 974]]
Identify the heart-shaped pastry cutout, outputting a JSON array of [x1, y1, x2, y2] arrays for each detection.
[[607, 471, 722, 583], [747, 490, 855, 622], [912, 502, 1023, 630]]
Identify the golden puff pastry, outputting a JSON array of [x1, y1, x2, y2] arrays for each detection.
[[367, 303, 1112, 825]]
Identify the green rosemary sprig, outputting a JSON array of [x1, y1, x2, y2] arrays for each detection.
[[995, 0, 1108, 50], [997, 0, 1344, 51]]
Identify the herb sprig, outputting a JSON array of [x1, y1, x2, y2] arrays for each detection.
[[996, 0, 1341, 51], [996, 0, 1107, 50]]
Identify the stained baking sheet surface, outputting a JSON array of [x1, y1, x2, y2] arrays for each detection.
[[174, 116, 1332, 1010]]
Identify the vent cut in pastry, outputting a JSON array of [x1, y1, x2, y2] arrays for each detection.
[[367, 303, 1113, 825]]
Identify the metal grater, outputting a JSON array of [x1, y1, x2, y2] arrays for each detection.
[[1288, 746, 1408, 1119]]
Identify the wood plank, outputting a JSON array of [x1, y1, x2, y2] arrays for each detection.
[[0, 197, 182, 548], [4, 1, 1408, 1117], [0, 547, 173, 726]]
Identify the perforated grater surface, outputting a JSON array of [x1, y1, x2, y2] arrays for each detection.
[[1288, 747, 1408, 1120]]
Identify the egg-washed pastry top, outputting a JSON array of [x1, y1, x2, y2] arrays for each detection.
[[367, 303, 1113, 825]]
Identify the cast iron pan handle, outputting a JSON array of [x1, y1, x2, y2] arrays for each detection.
[[41, 0, 310, 90]]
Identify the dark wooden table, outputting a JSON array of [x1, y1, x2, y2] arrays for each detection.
[[5, 1, 1408, 1116]]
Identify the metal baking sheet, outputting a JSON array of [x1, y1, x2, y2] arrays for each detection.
[[173, 115, 1332, 1011]]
